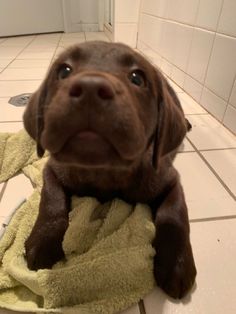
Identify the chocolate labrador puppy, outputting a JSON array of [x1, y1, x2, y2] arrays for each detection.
[[23, 41, 196, 299]]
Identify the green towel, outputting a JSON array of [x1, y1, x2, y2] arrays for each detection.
[[0, 130, 156, 314]]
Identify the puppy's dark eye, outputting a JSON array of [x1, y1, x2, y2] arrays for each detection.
[[129, 70, 146, 87], [58, 64, 72, 80]]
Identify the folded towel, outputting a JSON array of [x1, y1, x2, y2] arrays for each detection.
[[0, 130, 156, 313]]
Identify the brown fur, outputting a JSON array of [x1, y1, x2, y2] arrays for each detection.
[[23, 41, 196, 299]]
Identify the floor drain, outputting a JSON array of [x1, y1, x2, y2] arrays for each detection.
[[8, 93, 32, 107]]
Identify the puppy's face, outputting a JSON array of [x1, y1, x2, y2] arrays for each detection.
[[24, 41, 187, 168]]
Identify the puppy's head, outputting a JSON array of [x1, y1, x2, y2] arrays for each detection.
[[23, 41, 187, 169]]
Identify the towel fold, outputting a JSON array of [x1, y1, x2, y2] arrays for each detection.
[[0, 130, 156, 313]]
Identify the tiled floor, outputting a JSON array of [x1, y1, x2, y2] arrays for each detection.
[[0, 32, 236, 314]]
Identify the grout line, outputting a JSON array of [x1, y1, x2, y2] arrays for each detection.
[[138, 300, 146, 314], [186, 137, 236, 201], [190, 215, 236, 224], [0, 35, 37, 73], [0, 121, 23, 123], [178, 150, 196, 154], [44, 33, 63, 65], [0, 31, 63, 39], [138, 38, 230, 107], [198, 147, 236, 152], [222, 74, 236, 122], [141, 11, 236, 39], [185, 113, 208, 115], [198, 0, 225, 109]]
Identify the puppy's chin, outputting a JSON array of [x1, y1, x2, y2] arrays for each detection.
[[50, 131, 135, 168]]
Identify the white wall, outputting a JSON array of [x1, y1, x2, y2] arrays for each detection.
[[114, 0, 140, 47], [0, 0, 64, 37], [111, 0, 141, 48], [137, 0, 236, 134], [63, 0, 99, 32]]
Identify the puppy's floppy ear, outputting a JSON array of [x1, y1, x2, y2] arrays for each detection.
[[23, 81, 47, 157], [152, 73, 187, 169]]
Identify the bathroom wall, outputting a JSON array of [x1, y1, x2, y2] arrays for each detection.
[[104, 0, 141, 48], [63, 0, 99, 32], [137, 0, 236, 134], [112, 0, 141, 47]]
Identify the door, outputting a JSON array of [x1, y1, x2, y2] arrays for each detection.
[[0, 0, 64, 37]]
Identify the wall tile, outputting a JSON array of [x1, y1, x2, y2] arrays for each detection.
[[200, 87, 227, 120], [223, 104, 236, 134], [167, 0, 199, 25], [138, 0, 236, 133], [160, 59, 173, 77], [196, 0, 223, 31], [187, 28, 215, 83], [205, 34, 236, 100], [161, 21, 177, 63], [218, 0, 236, 37], [179, 92, 207, 114], [115, 0, 140, 23], [184, 75, 203, 102], [138, 14, 163, 54], [171, 66, 186, 88], [229, 79, 236, 109], [173, 24, 194, 71], [137, 41, 163, 68], [141, 0, 169, 18], [114, 23, 138, 48]]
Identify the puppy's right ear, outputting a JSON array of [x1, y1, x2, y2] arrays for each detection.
[[23, 81, 47, 157]]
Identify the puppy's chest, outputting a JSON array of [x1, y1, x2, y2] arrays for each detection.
[[57, 167, 165, 205]]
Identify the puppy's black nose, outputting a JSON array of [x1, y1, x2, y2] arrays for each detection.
[[69, 76, 114, 100]]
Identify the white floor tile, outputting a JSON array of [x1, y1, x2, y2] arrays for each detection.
[[85, 32, 110, 41], [179, 93, 207, 115], [174, 152, 236, 220], [168, 79, 184, 93], [16, 51, 55, 60], [0, 36, 35, 47], [202, 149, 236, 196], [0, 80, 41, 97], [0, 68, 47, 80], [0, 47, 23, 59], [119, 304, 140, 314], [59, 38, 86, 46], [27, 43, 58, 49], [0, 97, 24, 122], [61, 32, 85, 39], [0, 122, 24, 132], [0, 174, 33, 218], [144, 219, 236, 314], [0, 59, 12, 68], [187, 114, 236, 150], [8, 59, 51, 68], [178, 138, 195, 152]]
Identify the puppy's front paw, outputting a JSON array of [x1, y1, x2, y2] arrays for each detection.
[[25, 220, 67, 270], [154, 244, 197, 299]]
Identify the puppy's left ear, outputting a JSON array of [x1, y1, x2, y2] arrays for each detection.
[[23, 81, 48, 157], [152, 73, 187, 169]]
